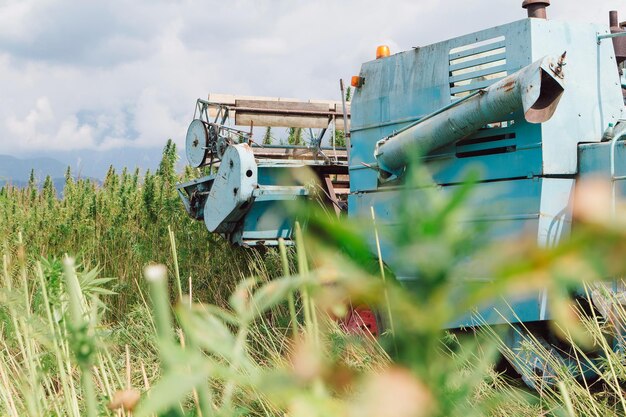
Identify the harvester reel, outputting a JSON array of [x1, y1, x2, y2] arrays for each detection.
[[186, 119, 230, 167], [186, 119, 210, 168]]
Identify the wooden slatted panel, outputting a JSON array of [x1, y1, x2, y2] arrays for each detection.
[[206, 94, 349, 130], [251, 147, 348, 161], [235, 100, 330, 112]]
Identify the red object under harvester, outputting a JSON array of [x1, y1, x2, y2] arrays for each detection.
[[342, 306, 379, 337]]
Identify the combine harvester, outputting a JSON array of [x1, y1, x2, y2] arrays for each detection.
[[178, 1, 626, 387]]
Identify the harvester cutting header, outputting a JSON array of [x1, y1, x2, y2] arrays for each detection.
[[178, 0, 626, 387], [178, 94, 351, 246]]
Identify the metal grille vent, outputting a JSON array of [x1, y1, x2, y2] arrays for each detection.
[[449, 36, 507, 99], [455, 132, 516, 158]]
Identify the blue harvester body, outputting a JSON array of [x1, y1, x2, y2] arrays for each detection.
[[178, 12, 626, 332]]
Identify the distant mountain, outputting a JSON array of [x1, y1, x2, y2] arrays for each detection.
[[0, 154, 67, 187], [25, 147, 174, 180], [0, 177, 68, 192], [1, 145, 185, 189], [0, 155, 105, 196]]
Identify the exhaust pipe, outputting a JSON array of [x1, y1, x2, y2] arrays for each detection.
[[522, 0, 550, 19], [610, 11, 626, 65], [374, 54, 566, 178]]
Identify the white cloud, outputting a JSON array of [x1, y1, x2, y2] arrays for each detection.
[[5, 97, 96, 150], [97, 87, 187, 150], [0, 0, 623, 155], [241, 37, 288, 56], [0, 1, 36, 42], [6, 97, 54, 136]]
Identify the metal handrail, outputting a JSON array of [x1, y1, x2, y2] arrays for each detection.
[[597, 31, 626, 42]]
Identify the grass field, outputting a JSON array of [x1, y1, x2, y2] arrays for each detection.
[[2, 141, 626, 416]]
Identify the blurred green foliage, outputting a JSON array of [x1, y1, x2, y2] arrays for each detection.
[[3, 140, 626, 417], [0, 139, 281, 320]]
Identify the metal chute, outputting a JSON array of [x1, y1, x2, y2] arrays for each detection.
[[374, 54, 566, 178]]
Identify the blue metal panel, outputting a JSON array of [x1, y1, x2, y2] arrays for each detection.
[[529, 19, 625, 174], [350, 179, 541, 263], [257, 164, 313, 186], [444, 284, 546, 328], [579, 140, 626, 179], [579, 140, 626, 206], [348, 176, 578, 327], [349, 19, 534, 192], [345, 16, 625, 328], [536, 178, 574, 248], [239, 199, 298, 243], [349, 18, 625, 193]]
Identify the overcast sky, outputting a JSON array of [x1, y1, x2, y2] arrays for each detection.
[[0, 0, 622, 156]]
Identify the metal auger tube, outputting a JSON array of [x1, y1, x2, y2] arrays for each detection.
[[374, 53, 566, 178]]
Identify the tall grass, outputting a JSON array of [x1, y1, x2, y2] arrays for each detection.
[[7, 215, 625, 416], [0, 249, 124, 415], [4, 141, 626, 416], [0, 141, 279, 320]]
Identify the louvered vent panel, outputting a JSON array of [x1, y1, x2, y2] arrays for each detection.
[[449, 36, 507, 99], [447, 36, 517, 157]]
